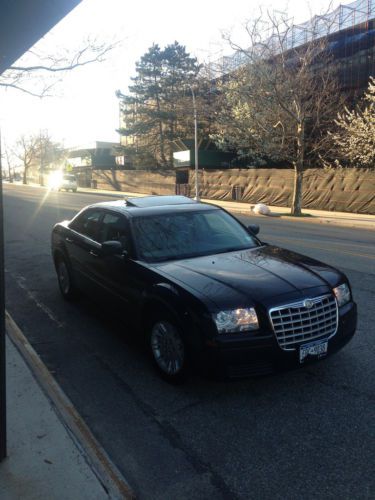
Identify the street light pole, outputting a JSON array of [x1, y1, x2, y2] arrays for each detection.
[[190, 86, 200, 201], [0, 128, 7, 461]]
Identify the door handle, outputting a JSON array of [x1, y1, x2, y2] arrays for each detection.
[[89, 250, 99, 257], [65, 237, 73, 243]]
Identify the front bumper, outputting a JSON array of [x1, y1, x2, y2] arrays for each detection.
[[204, 301, 357, 378]]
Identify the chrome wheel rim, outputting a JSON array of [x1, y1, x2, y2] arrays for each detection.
[[58, 260, 70, 295], [151, 321, 184, 375]]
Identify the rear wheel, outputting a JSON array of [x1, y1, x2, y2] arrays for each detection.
[[56, 255, 77, 300], [148, 318, 187, 383]]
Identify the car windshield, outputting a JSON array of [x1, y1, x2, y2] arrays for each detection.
[[63, 175, 76, 181], [132, 209, 259, 262]]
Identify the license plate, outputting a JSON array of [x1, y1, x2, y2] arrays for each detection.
[[299, 339, 328, 363]]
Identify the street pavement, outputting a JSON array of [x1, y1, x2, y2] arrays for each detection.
[[2, 183, 375, 499]]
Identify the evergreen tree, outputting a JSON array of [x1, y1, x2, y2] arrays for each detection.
[[117, 42, 201, 169]]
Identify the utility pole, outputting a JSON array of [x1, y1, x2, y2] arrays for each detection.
[[0, 128, 7, 461], [190, 85, 200, 201]]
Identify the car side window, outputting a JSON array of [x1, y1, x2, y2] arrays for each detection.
[[99, 212, 130, 251], [70, 210, 102, 241]]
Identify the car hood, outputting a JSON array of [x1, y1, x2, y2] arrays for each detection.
[[155, 245, 343, 309]]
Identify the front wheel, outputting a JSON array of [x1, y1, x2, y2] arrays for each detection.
[[149, 319, 187, 383], [56, 256, 77, 300]]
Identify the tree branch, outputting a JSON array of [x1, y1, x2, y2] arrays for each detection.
[[0, 81, 53, 97], [10, 42, 117, 73]]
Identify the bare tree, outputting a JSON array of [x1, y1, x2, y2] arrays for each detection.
[[14, 132, 63, 184], [1, 37, 117, 184], [214, 10, 343, 215], [0, 37, 117, 97], [14, 135, 39, 184]]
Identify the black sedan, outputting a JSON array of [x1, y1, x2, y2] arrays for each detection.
[[51, 195, 357, 382]]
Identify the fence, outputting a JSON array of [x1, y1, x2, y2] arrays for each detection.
[[91, 167, 375, 214], [191, 168, 375, 214], [92, 169, 176, 196]]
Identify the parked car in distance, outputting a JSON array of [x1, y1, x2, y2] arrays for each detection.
[[48, 172, 78, 192], [51, 195, 357, 382]]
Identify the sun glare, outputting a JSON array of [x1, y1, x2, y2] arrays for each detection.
[[47, 170, 63, 190]]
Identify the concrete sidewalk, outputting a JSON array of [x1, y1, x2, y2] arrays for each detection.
[[77, 186, 375, 230], [0, 314, 134, 500]]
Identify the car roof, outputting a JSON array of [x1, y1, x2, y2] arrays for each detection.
[[125, 195, 196, 207], [84, 195, 219, 217]]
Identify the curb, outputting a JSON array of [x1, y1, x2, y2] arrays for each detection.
[[5, 311, 135, 500]]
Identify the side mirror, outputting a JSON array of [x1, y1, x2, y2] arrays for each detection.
[[101, 240, 123, 257], [247, 224, 260, 236]]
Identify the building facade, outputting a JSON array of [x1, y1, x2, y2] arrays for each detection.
[[210, 0, 375, 93]]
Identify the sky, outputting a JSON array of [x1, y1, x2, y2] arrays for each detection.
[[0, 0, 349, 151]]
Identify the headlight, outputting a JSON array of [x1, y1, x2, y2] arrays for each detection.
[[333, 283, 351, 307], [213, 307, 259, 334]]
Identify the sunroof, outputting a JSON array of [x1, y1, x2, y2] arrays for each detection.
[[125, 195, 196, 208]]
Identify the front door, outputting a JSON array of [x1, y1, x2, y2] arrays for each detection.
[[95, 211, 143, 312], [67, 208, 104, 295]]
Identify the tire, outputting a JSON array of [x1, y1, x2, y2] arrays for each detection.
[[55, 255, 77, 300], [148, 317, 187, 383]]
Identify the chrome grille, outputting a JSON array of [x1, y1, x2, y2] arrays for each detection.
[[269, 294, 338, 350]]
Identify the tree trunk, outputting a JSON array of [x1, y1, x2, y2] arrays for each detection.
[[291, 165, 303, 216], [291, 121, 305, 216], [22, 167, 27, 185]]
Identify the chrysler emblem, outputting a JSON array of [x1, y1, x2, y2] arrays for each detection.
[[304, 299, 314, 309]]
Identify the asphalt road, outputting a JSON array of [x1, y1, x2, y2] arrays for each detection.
[[3, 183, 375, 500]]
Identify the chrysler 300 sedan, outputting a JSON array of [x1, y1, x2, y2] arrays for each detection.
[[51, 195, 357, 382]]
